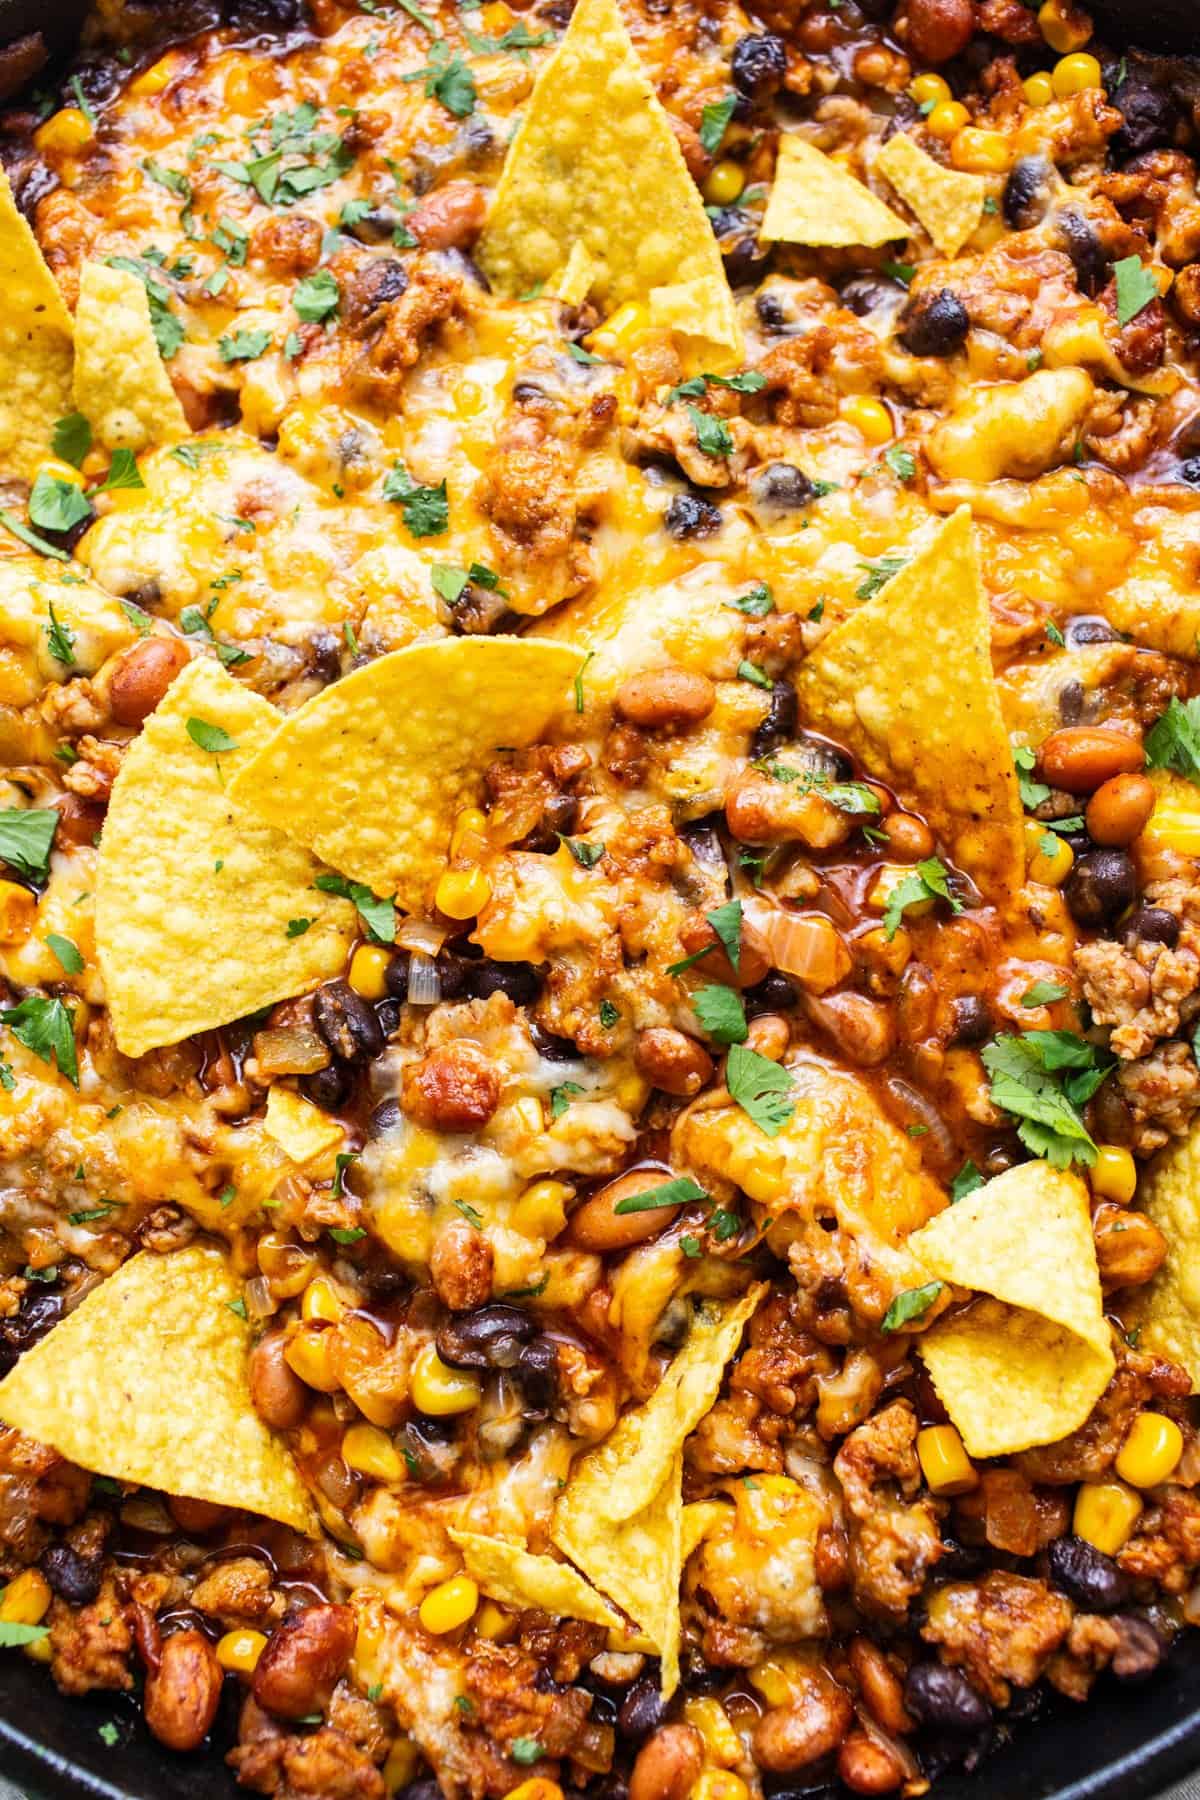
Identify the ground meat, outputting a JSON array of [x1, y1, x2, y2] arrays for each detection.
[[1017, 1348, 1191, 1485], [479, 415, 578, 564], [1075, 937, 1200, 1060], [757, 329, 840, 428], [48, 1571, 134, 1696], [1117, 1040, 1200, 1154], [687, 1391, 786, 1475], [191, 1555, 286, 1628], [464, 1640, 595, 1758], [1046, 1612, 1122, 1700], [975, 0, 1040, 43], [922, 1573, 1072, 1706], [730, 1293, 836, 1416], [833, 1400, 945, 1617], [0, 1430, 89, 1560], [350, 261, 463, 401], [230, 1706, 386, 1800], [516, 1615, 606, 1684]]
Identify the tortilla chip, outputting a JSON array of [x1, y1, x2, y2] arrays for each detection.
[[553, 240, 596, 307], [73, 261, 189, 452], [909, 1161, 1114, 1456], [477, 0, 739, 354], [761, 135, 907, 248], [794, 508, 1024, 903], [96, 658, 355, 1057], [875, 132, 985, 260], [0, 1244, 317, 1532], [227, 637, 583, 915], [0, 169, 73, 483], [448, 1529, 622, 1628], [1125, 1123, 1200, 1387], [264, 1086, 345, 1166]]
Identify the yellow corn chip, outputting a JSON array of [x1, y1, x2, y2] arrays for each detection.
[[96, 658, 354, 1057], [1125, 1123, 1200, 1387], [794, 508, 1024, 903], [264, 1086, 345, 1166], [448, 1529, 622, 1628], [73, 261, 189, 451], [908, 1161, 1114, 1456], [0, 169, 73, 482], [875, 132, 985, 260], [553, 240, 596, 307], [228, 637, 583, 915], [477, 0, 739, 354], [0, 1244, 317, 1533], [761, 135, 907, 248]]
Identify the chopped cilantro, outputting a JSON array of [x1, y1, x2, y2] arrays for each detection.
[[142, 157, 191, 200], [737, 658, 771, 689], [511, 1740, 543, 1768], [0, 1061, 12, 1092], [710, 1208, 741, 1241], [727, 581, 773, 617], [294, 269, 340, 322], [383, 464, 449, 536], [29, 474, 91, 536], [1045, 621, 1065, 647], [1114, 254, 1160, 327], [312, 872, 396, 943], [333, 1151, 360, 1198], [95, 448, 144, 493], [561, 836, 605, 868], [1146, 696, 1200, 781], [981, 1031, 1111, 1168], [574, 649, 594, 714], [286, 917, 313, 937], [599, 998, 620, 1028], [1022, 979, 1068, 1007], [227, 1296, 248, 1319], [882, 857, 963, 939], [0, 1621, 49, 1649], [567, 341, 603, 365], [0, 808, 58, 881], [882, 260, 915, 285], [549, 1081, 583, 1120], [329, 1226, 367, 1244], [0, 510, 68, 560], [45, 600, 77, 667], [699, 93, 737, 155], [52, 412, 92, 468], [218, 327, 273, 363], [884, 444, 916, 482], [1, 995, 78, 1086], [692, 983, 747, 1045], [688, 405, 734, 458], [950, 1159, 983, 1202], [726, 1041, 794, 1137], [856, 555, 910, 600], [880, 1281, 943, 1333], [452, 1199, 483, 1228], [681, 1234, 702, 1258], [186, 717, 238, 755], [613, 1175, 708, 1214], [1013, 744, 1052, 810], [46, 933, 84, 975]]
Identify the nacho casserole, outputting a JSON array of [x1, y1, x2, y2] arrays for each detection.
[[1, 0, 1200, 1794]]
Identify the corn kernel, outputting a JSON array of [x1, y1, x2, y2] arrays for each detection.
[[748, 1659, 794, 1708], [342, 1422, 404, 1483], [950, 127, 1012, 173], [419, 1574, 479, 1634], [683, 1697, 741, 1767], [1089, 1144, 1137, 1205], [1025, 818, 1074, 886], [35, 458, 87, 491], [455, 380, 488, 420], [1039, 0, 1092, 53], [512, 1179, 572, 1241], [910, 73, 951, 108], [216, 1628, 268, 1675], [301, 1274, 344, 1324], [1146, 805, 1200, 857], [450, 807, 489, 857], [481, 0, 514, 31], [130, 55, 179, 97], [704, 160, 745, 206], [926, 100, 969, 140], [1116, 1412, 1184, 1489], [23, 1632, 51, 1663], [0, 879, 35, 947], [383, 1737, 421, 1794], [284, 1325, 341, 1393], [842, 395, 893, 445], [509, 1094, 546, 1138], [588, 300, 651, 357], [34, 107, 94, 156], [435, 866, 492, 920], [917, 1424, 978, 1496], [349, 943, 392, 1001], [869, 863, 935, 919], [1052, 51, 1102, 96], [1023, 70, 1055, 106], [690, 1774, 751, 1800], [411, 1343, 481, 1416], [0, 1569, 51, 1627], [1073, 1479, 1142, 1555], [857, 922, 913, 976], [256, 1232, 317, 1299], [475, 1599, 516, 1641], [504, 1782, 564, 1800]]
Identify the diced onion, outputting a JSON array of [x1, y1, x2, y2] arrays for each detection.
[[758, 909, 850, 993], [397, 916, 448, 956], [244, 1275, 278, 1320], [252, 1026, 329, 1077], [407, 950, 442, 1005]]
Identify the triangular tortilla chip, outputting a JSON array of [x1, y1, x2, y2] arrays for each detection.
[[448, 1529, 622, 1628], [1125, 1122, 1200, 1389], [908, 1161, 1114, 1456], [761, 135, 908, 248], [0, 1244, 317, 1533], [875, 132, 984, 260], [73, 261, 189, 451], [96, 657, 354, 1057], [477, 0, 739, 353], [794, 508, 1024, 903], [227, 637, 584, 914], [0, 169, 73, 482]]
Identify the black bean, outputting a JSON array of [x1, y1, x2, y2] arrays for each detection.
[[343, 257, 409, 331], [384, 951, 413, 1001], [39, 1542, 102, 1605], [587, 1690, 619, 1729], [300, 1062, 352, 1112], [1063, 848, 1137, 928], [1112, 80, 1178, 161], [899, 288, 969, 358], [368, 1098, 404, 1137], [517, 791, 578, 853], [721, 233, 770, 290], [730, 31, 787, 101], [1125, 904, 1180, 948], [936, 1535, 987, 1578], [375, 999, 403, 1036], [742, 971, 797, 1017], [617, 1674, 666, 1742], [840, 274, 905, 318], [435, 1304, 537, 1370], [1066, 615, 1120, 646], [345, 206, 403, 245], [314, 980, 385, 1063], [949, 995, 992, 1047], [1002, 155, 1053, 231], [1111, 1613, 1165, 1679], [468, 960, 542, 1006], [664, 493, 722, 539], [750, 678, 798, 759], [435, 950, 473, 1001], [395, 1782, 443, 1800], [515, 1337, 559, 1412], [904, 1663, 992, 1734], [0, 1290, 64, 1377], [755, 291, 789, 332], [750, 462, 816, 515], [530, 1023, 580, 1060], [1046, 1535, 1132, 1613], [1056, 210, 1110, 299], [1179, 457, 1200, 488]]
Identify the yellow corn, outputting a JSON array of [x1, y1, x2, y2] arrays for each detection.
[[910, 73, 951, 107], [512, 1179, 572, 1241], [870, 863, 935, 920], [749, 1658, 796, 1707], [1073, 1479, 1142, 1555], [256, 1233, 317, 1299], [130, 54, 179, 97], [342, 1423, 404, 1483], [1115, 1412, 1184, 1489], [917, 1424, 978, 1496], [1023, 71, 1055, 106], [1145, 803, 1200, 857], [842, 395, 893, 445], [690, 1774, 751, 1800], [0, 1569, 51, 1627], [383, 1737, 421, 1794], [504, 1782, 564, 1800], [926, 100, 969, 140], [1089, 1145, 1137, 1205], [1025, 819, 1074, 886], [284, 1325, 341, 1393], [435, 866, 492, 920], [454, 381, 488, 421], [1052, 51, 1102, 95], [683, 1697, 741, 1767], [0, 879, 35, 947], [34, 108, 94, 155], [704, 160, 744, 206], [950, 128, 1012, 173], [590, 301, 651, 357], [1039, 0, 1093, 52], [349, 943, 392, 1001], [34, 458, 87, 491], [410, 1343, 481, 1416], [450, 807, 488, 858], [419, 1574, 479, 1634], [476, 1599, 516, 1642], [301, 1274, 344, 1325], [216, 1628, 267, 1675], [23, 1632, 51, 1663]]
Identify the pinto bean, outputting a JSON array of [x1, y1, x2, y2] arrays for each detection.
[[677, 911, 771, 989], [614, 668, 716, 730], [109, 636, 191, 726], [249, 1331, 309, 1429], [1039, 727, 1145, 794], [567, 1169, 683, 1252], [850, 1639, 912, 1735], [144, 1629, 223, 1751], [1086, 773, 1156, 846], [753, 1681, 854, 1771], [881, 813, 935, 861], [1092, 1201, 1167, 1290], [903, 0, 974, 62], [633, 1027, 714, 1096], [430, 1218, 494, 1311], [401, 1043, 500, 1131], [252, 1604, 357, 1720], [837, 1731, 906, 1794], [746, 1012, 790, 1059], [628, 1723, 705, 1800], [802, 990, 895, 1065], [407, 180, 486, 250], [249, 212, 323, 275]]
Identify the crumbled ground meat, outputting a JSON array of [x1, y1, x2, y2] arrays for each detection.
[[833, 1400, 945, 1616], [922, 1573, 1072, 1706], [464, 1640, 595, 1759], [48, 1571, 134, 1696], [230, 1702, 387, 1800], [0, 1431, 90, 1560], [191, 1555, 287, 1628], [1017, 1348, 1191, 1485], [1075, 877, 1200, 1061], [1117, 1040, 1200, 1154]]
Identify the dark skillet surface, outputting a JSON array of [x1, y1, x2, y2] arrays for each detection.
[[0, 1, 1196, 1798]]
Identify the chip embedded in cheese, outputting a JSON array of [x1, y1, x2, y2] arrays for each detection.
[[73, 260, 189, 451], [0, 168, 73, 482], [761, 135, 908, 248]]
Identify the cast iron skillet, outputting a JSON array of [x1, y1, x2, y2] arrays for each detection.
[[0, 0, 1198, 1795]]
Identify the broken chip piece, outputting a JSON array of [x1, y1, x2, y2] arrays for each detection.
[[0, 169, 73, 482], [874, 132, 985, 261], [761, 135, 908, 248], [73, 261, 189, 451], [1125, 1122, 1200, 1388], [448, 1528, 623, 1628]]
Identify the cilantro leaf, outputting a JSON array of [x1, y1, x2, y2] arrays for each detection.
[[45, 601, 76, 667], [186, 717, 238, 754], [737, 658, 771, 689], [0, 808, 58, 881], [0, 1621, 50, 1647], [613, 1175, 708, 1214], [856, 555, 910, 600], [329, 1226, 366, 1244], [46, 933, 84, 975], [880, 1281, 943, 1333], [561, 836, 605, 868], [53, 413, 92, 468], [699, 94, 736, 155], [574, 649, 594, 714], [884, 445, 916, 482], [1, 995, 78, 1085], [981, 1034, 1101, 1167], [1145, 695, 1200, 782], [383, 464, 449, 536], [549, 1080, 583, 1120], [431, 564, 469, 604], [29, 474, 92, 535], [312, 872, 396, 943], [511, 1740, 543, 1768], [0, 510, 69, 560], [294, 269, 340, 322], [727, 581, 773, 617], [1114, 254, 1160, 327], [706, 898, 743, 973], [881, 857, 962, 939], [687, 405, 734, 458], [726, 1041, 793, 1137], [599, 998, 620, 1028], [1013, 743, 1052, 810], [692, 983, 748, 1045], [1022, 979, 1069, 1007], [95, 448, 144, 493], [950, 1159, 983, 1202], [286, 917, 313, 937], [567, 341, 602, 365], [218, 328, 272, 364]]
